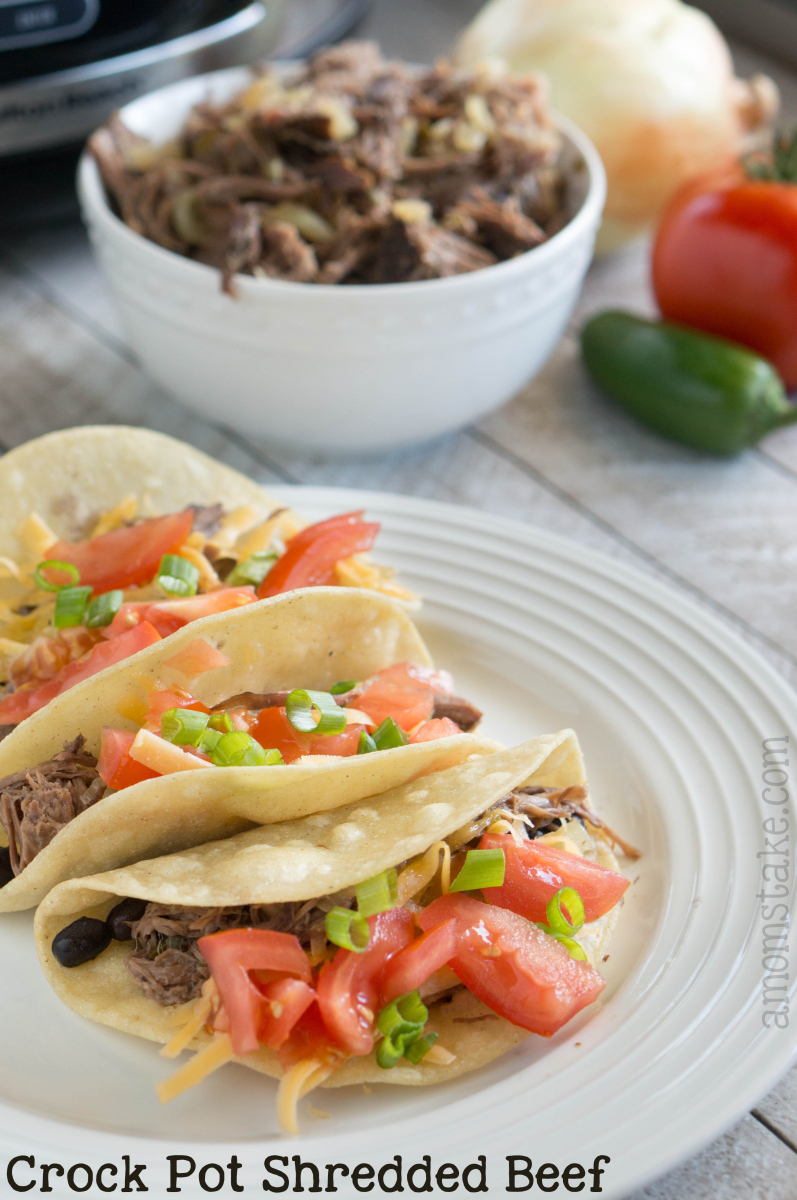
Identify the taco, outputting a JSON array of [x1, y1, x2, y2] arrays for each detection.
[[0, 425, 415, 728], [35, 732, 639, 1133], [0, 587, 495, 911]]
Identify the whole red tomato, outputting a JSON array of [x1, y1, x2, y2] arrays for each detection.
[[652, 163, 797, 387]]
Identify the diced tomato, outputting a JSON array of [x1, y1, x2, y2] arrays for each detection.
[[143, 688, 209, 732], [97, 727, 160, 790], [47, 511, 194, 595], [419, 893, 606, 1037], [249, 705, 365, 764], [198, 928, 311, 1056], [479, 832, 630, 925], [161, 639, 232, 677], [278, 1001, 343, 1072], [316, 908, 415, 1056], [410, 717, 461, 744], [380, 920, 458, 1005], [251, 977, 316, 1050], [0, 621, 162, 725], [403, 663, 455, 696], [357, 662, 435, 732], [258, 512, 380, 598], [103, 587, 256, 641]]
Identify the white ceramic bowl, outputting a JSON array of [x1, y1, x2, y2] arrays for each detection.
[[78, 66, 606, 456]]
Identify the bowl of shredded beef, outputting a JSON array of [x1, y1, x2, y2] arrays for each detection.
[[79, 41, 606, 454]]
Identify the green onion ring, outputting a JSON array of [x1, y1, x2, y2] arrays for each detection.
[[325, 906, 370, 953], [403, 1032, 438, 1065], [545, 887, 585, 937], [208, 711, 234, 734], [157, 554, 200, 598], [227, 551, 278, 587], [285, 688, 347, 735], [376, 991, 428, 1069], [85, 589, 123, 629], [357, 730, 377, 755], [208, 731, 278, 767], [53, 585, 92, 628], [330, 680, 357, 695], [371, 717, 409, 751], [449, 847, 505, 893], [161, 707, 211, 746], [355, 868, 398, 917], [33, 560, 80, 592]]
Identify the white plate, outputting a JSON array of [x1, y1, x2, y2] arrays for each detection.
[[2, 488, 796, 1199]]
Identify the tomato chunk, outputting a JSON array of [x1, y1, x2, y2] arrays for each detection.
[[48, 511, 193, 595], [258, 512, 380, 597], [253, 977, 316, 1050], [479, 832, 629, 924], [278, 1001, 343, 1072], [0, 621, 162, 724], [357, 662, 435, 731], [249, 705, 365, 764], [199, 928, 311, 1056], [103, 586, 256, 640], [410, 717, 461, 743], [97, 727, 160, 790], [316, 908, 415, 1056], [380, 920, 458, 1005], [419, 893, 605, 1037]]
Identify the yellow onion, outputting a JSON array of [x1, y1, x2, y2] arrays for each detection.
[[456, 0, 778, 251]]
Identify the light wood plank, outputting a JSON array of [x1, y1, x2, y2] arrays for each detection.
[[627, 1114, 797, 1199], [755, 1064, 797, 1151]]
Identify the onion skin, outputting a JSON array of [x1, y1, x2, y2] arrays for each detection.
[[455, 0, 778, 251]]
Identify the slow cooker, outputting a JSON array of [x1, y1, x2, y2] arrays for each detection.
[[0, 0, 373, 227]]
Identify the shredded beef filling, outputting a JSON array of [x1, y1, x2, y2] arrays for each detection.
[[91, 40, 566, 292], [0, 736, 108, 879]]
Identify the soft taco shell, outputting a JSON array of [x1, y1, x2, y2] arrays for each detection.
[[35, 733, 624, 1088], [0, 425, 281, 555], [1, 587, 498, 910]]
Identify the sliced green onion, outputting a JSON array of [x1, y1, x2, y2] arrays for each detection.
[[325, 906, 370, 953], [209, 731, 281, 767], [197, 727, 222, 755], [371, 717, 409, 751], [357, 730, 377, 755], [403, 1032, 438, 1065], [157, 554, 200, 597], [356, 868, 398, 917], [545, 887, 585, 937], [161, 707, 211, 745], [330, 680, 356, 695], [85, 589, 123, 629], [33, 560, 80, 592], [449, 847, 505, 893], [376, 991, 428, 1069], [208, 711, 234, 734], [227, 551, 278, 587], [285, 688, 347, 735], [53, 585, 93, 628], [554, 934, 587, 961]]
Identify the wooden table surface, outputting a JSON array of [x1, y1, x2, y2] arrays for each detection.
[[1, 1, 796, 1195]]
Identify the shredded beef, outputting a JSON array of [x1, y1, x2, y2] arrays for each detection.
[[92, 41, 566, 290], [127, 949, 210, 1007], [0, 736, 108, 877], [432, 695, 482, 731], [187, 503, 226, 538]]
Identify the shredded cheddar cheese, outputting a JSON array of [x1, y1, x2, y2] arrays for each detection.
[[157, 1034, 234, 1104], [90, 494, 138, 537], [129, 728, 212, 774]]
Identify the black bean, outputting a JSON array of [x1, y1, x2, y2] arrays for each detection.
[[107, 896, 147, 941], [0, 846, 13, 888], [52, 917, 111, 967]]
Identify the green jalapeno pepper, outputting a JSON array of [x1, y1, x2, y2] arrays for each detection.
[[581, 311, 797, 455]]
